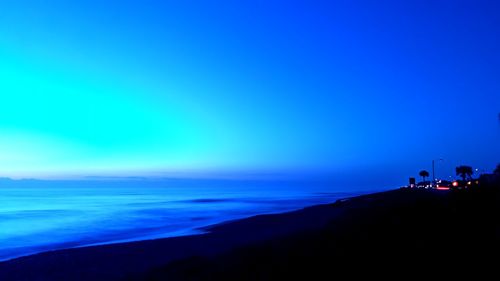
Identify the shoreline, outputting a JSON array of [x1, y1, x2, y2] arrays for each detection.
[[0, 187, 497, 280], [0, 189, 377, 263]]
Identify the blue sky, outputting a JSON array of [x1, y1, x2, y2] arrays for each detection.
[[0, 1, 499, 183]]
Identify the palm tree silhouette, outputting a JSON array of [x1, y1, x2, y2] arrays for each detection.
[[419, 170, 430, 182], [494, 164, 500, 175], [456, 165, 473, 181]]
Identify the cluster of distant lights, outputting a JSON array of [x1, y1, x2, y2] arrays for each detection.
[[414, 167, 484, 191], [435, 180, 479, 190], [410, 179, 479, 190]]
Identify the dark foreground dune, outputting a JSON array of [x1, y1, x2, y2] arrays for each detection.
[[0, 185, 498, 281]]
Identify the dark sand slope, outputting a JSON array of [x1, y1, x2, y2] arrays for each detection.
[[0, 187, 498, 281]]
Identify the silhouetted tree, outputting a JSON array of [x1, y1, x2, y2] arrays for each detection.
[[494, 164, 500, 175], [456, 165, 473, 181], [419, 170, 429, 182]]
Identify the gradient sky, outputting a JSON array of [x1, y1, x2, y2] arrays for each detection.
[[0, 0, 499, 183]]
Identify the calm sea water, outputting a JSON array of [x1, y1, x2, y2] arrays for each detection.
[[0, 178, 378, 261]]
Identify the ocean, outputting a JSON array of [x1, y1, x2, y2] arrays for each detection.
[[0, 178, 379, 261]]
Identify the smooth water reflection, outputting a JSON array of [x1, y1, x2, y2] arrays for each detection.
[[0, 178, 376, 261]]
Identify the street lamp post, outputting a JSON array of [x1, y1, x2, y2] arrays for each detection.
[[432, 158, 444, 185], [432, 160, 435, 183]]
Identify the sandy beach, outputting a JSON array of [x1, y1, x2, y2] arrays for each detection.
[[0, 186, 497, 280]]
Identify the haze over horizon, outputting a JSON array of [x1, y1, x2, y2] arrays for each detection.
[[1, 1, 499, 184]]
